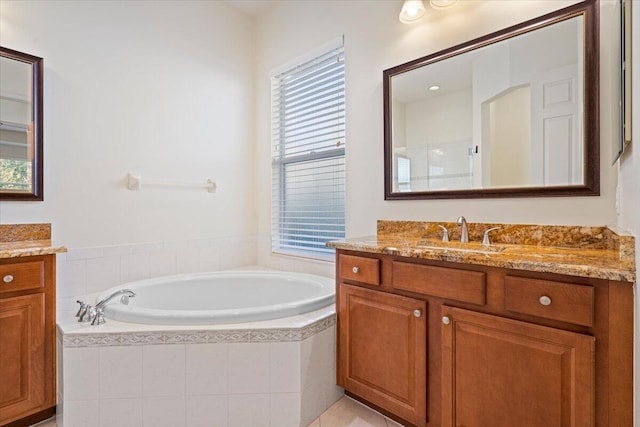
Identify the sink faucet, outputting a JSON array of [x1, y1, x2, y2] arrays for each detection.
[[456, 216, 469, 243]]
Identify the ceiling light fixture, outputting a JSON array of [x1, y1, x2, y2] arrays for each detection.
[[399, 0, 426, 24], [430, 0, 458, 9], [429, 85, 440, 91]]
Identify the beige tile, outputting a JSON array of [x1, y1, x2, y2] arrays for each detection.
[[385, 417, 406, 426], [319, 397, 388, 427], [31, 418, 57, 427]]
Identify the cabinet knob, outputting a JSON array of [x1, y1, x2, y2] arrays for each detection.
[[442, 316, 451, 325], [413, 309, 422, 318], [2, 275, 14, 283], [539, 295, 552, 306], [352, 266, 359, 274]]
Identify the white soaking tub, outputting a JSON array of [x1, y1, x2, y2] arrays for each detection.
[[97, 270, 335, 325]]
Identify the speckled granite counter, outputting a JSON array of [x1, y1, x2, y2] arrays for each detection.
[[0, 223, 67, 258], [327, 220, 635, 282]]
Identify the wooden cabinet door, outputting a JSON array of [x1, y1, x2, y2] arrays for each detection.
[[0, 293, 46, 425], [441, 306, 595, 427], [339, 283, 427, 426]]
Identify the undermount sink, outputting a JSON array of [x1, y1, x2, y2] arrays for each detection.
[[416, 240, 506, 254]]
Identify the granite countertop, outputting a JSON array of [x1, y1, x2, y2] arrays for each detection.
[[327, 220, 636, 282], [0, 223, 67, 259]]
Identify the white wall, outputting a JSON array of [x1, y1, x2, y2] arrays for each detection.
[[489, 86, 531, 187], [617, 0, 640, 424], [405, 88, 472, 147], [255, 0, 618, 273], [0, 0, 256, 248]]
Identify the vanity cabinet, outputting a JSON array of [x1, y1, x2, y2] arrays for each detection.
[[441, 306, 594, 427], [335, 250, 633, 427], [338, 283, 427, 426], [0, 255, 56, 427]]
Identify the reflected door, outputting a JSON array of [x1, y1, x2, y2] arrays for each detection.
[[531, 64, 582, 185]]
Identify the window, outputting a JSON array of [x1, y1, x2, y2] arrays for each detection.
[[0, 159, 30, 191], [271, 42, 345, 259]]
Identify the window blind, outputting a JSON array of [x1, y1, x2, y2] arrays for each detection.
[[271, 44, 345, 257]]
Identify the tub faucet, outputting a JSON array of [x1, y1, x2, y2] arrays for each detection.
[[456, 216, 469, 243], [96, 289, 136, 309]]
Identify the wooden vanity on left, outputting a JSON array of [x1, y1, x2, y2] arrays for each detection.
[[0, 224, 66, 427]]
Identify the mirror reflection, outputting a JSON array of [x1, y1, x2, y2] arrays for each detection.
[[385, 1, 598, 199], [0, 56, 33, 192], [0, 47, 43, 200]]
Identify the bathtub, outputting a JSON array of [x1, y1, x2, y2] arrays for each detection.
[[96, 270, 335, 325], [60, 270, 341, 427]]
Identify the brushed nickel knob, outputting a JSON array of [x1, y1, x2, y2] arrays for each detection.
[[539, 295, 552, 306], [442, 316, 451, 325], [352, 267, 359, 274], [3, 275, 14, 283], [413, 309, 422, 318]]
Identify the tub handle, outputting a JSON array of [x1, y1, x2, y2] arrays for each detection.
[[75, 300, 87, 317], [78, 305, 96, 323], [91, 307, 106, 326]]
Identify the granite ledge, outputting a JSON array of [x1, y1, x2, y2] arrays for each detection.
[[0, 223, 66, 259], [0, 240, 67, 259]]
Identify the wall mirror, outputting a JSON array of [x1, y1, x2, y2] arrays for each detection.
[[384, 0, 598, 200], [0, 46, 43, 200]]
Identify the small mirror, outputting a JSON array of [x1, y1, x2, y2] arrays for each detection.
[[0, 47, 43, 200], [384, 1, 598, 199]]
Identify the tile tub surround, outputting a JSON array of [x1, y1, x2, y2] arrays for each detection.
[[327, 220, 635, 282], [57, 306, 342, 427], [0, 223, 67, 258]]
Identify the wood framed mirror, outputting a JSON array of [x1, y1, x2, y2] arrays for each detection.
[[384, 0, 599, 200], [0, 46, 43, 201]]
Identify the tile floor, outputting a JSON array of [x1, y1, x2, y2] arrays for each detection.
[[309, 396, 405, 427], [30, 396, 404, 427]]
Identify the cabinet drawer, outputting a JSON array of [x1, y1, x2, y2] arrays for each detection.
[[392, 261, 486, 305], [0, 259, 45, 295], [339, 255, 380, 286], [504, 276, 594, 327]]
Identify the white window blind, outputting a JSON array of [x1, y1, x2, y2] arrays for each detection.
[[271, 44, 345, 258]]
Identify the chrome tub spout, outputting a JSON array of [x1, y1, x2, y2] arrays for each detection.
[[96, 289, 136, 309]]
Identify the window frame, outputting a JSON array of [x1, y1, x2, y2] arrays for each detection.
[[270, 41, 346, 260]]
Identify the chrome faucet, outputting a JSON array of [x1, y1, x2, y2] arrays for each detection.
[[96, 289, 136, 309], [74, 289, 135, 326], [456, 216, 469, 243], [76, 303, 104, 325]]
